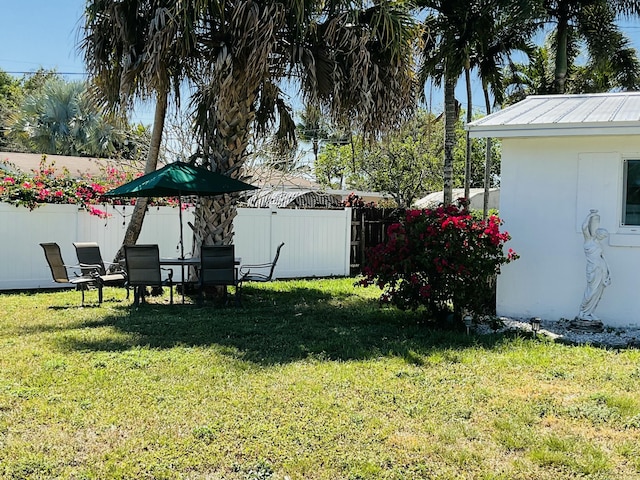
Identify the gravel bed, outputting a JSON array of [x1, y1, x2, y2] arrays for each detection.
[[475, 317, 640, 349]]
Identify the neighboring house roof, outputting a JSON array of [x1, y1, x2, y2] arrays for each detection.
[[413, 188, 500, 211], [246, 189, 342, 209], [467, 93, 640, 138], [0, 152, 122, 178], [324, 189, 392, 204]]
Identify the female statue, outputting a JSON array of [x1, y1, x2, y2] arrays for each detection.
[[578, 210, 611, 321]]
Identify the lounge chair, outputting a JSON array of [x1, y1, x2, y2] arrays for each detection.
[[124, 244, 174, 305], [40, 242, 102, 306]]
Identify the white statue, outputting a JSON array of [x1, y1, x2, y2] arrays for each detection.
[[578, 210, 611, 321]]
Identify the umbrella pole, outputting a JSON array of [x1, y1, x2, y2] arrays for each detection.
[[178, 195, 185, 259], [179, 195, 185, 304]]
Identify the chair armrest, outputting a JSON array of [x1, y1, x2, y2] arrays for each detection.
[[161, 267, 174, 282], [65, 263, 97, 278], [103, 260, 126, 272], [239, 263, 272, 274], [78, 262, 102, 270]]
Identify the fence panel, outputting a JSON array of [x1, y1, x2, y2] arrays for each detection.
[[233, 207, 351, 278]]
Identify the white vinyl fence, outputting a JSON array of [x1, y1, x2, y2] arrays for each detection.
[[0, 203, 352, 290]]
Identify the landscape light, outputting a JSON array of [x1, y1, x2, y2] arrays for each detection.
[[530, 317, 541, 337]]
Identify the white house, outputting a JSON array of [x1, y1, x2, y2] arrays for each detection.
[[413, 188, 500, 211], [467, 92, 640, 328]]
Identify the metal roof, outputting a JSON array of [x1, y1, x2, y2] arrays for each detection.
[[245, 189, 342, 209], [467, 92, 640, 138]]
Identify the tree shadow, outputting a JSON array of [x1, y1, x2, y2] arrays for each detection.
[[54, 283, 527, 365]]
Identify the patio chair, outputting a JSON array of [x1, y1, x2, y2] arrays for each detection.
[[73, 242, 128, 299], [239, 242, 285, 284], [124, 245, 174, 305], [40, 242, 102, 306], [199, 245, 239, 305]]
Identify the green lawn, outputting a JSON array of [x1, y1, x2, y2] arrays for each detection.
[[1, 278, 639, 479]]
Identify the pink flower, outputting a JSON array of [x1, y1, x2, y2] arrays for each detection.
[[88, 206, 111, 219]]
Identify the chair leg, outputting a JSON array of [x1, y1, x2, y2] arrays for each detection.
[[133, 286, 143, 305], [98, 286, 103, 304], [235, 283, 241, 306]]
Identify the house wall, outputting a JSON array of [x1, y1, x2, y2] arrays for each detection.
[[0, 204, 352, 290], [498, 135, 640, 327]]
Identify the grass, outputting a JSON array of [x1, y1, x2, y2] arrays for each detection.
[[1, 278, 640, 479]]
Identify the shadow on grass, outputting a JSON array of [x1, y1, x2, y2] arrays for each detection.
[[53, 282, 526, 365]]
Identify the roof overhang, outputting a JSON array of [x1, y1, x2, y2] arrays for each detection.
[[468, 122, 640, 139], [467, 92, 640, 139]]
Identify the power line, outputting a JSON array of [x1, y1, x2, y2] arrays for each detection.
[[2, 70, 87, 76]]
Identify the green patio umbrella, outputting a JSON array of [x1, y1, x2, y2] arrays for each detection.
[[105, 162, 258, 258]]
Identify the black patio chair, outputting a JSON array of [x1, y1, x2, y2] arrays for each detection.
[[124, 244, 173, 305], [199, 245, 240, 305], [40, 242, 102, 306], [73, 242, 128, 299], [239, 242, 285, 284]]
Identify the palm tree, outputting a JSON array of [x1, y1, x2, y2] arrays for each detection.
[[81, 0, 199, 261], [542, 0, 640, 93], [418, 0, 468, 206], [297, 104, 329, 166], [82, 1, 416, 256], [418, 0, 537, 205], [8, 77, 127, 157], [502, 44, 556, 105], [504, 30, 640, 102], [471, 1, 538, 217], [185, 0, 416, 251]]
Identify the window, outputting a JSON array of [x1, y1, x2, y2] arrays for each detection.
[[623, 159, 640, 226]]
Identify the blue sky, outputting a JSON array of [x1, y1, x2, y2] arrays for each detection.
[[0, 1, 86, 77], [2, 0, 640, 122]]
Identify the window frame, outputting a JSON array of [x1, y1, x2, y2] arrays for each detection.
[[622, 158, 640, 227]]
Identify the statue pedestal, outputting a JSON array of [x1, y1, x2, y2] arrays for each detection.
[[569, 318, 604, 333]]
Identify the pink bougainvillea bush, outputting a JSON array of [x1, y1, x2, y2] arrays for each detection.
[[359, 199, 518, 320], [0, 158, 180, 218]]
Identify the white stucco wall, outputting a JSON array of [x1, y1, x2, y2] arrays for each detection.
[[498, 135, 640, 328]]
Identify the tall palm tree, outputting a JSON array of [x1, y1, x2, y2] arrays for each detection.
[[471, 1, 538, 217], [504, 32, 640, 102], [542, 0, 640, 93], [82, 0, 416, 256], [81, 0, 199, 261], [186, 0, 416, 251], [418, 0, 537, 205], [418, 0, 468, 206]]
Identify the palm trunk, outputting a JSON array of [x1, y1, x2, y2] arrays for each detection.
[[112, 87, 168, 265], [191, 89, 256, 259], [464, 63, 472, 201], [482, 85, 492, 220], [554, 8, 570, 94], [443, 72, 457, 206]]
